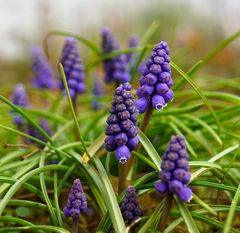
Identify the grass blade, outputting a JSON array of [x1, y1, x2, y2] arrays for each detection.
[[175, 197, 200, 233], [223, 184, 240, 233]]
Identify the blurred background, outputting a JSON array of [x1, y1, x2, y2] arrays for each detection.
[[0, 0, 239, 87]]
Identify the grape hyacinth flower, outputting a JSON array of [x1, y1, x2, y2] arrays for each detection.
[[31, 46, 56, 89], [12, 84, 29, 126], [28, 118, 52, 147], [155, 135, 192, 202], [135, 41, 174, 113], [63, 179, 87, 219], [92, 76, 103, 110], [59, 37, 86, 100], [126, 35, 139, 63], [104, 83, 138, 164], [101, 27, 130, 83], [126, 35, 143, 74], [121, 186, 142, 226]]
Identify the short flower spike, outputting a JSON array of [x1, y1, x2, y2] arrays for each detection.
[[63, 179, 87, 219], [135, 41, 174, 113], [104, 83, 138, 164], [12, 84, 29, 126], [101, 27, 130, 83], [155, 135, 192, 202], [59, 37, 86, 100], [121, 186, 142, 225], [31, 46, 56, 89]]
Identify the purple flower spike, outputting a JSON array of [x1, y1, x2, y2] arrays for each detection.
[[92, 76, 104, 110], [121, 186, 142, 225], [104, 83, 138, 163], [28, 118, 52, 148], [63, 179, 87, 219], [155, 135, 193, 202], [136, 41, 174, 113], [59, 37, 86, 99], [101, 27, 130, 84], [31, 46, 56, 89], [12, 84, 29, 126]]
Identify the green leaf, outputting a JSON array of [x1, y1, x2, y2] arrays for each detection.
[[223, 184, 240, 233], [46, 30, 100, 55], [191, 144, 240, 181], [175, 197, 200, 233], [138, 202, 164, 233], [138, 129, 161, 170], [93, 157, 126, 233], [170, 61, 220, 131]]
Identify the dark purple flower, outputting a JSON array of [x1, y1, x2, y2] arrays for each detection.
[[121, 186, 142, 225], [31, 46, 56, 89], [126, 35, 139, 63], [101, 27, 130, 84], [59, 37, 86, 99], [104, 83, 138, 164], [92, 76, 103, 110], [12, 84, 29, 126], [63, 179, 87, 219], [135, 41, 174, 113], [155, 135, 192, 202]]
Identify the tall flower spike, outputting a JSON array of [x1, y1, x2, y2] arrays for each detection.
[[59, 37, 86, 100], [92, 76, 103, 110], [121, 186, 142, 225], [104, 83, 138, 164], [12, 84, 29, 126], [31, 46, 56, 89], [155, 135, 192, 202], [63, 179, 87, 219], [101, 27, 130, 83], [135, 41, 174, 113]]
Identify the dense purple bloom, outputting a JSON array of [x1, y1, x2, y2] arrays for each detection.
[[135, 41, 174, 113], [121, 186, 142, 226], [31, 46, 56, 89], [12, 84, 29, 126], [59, 37, 86, 99], [155, 135, 192, 202], [28, 118, 52, 147], [126, 35, 139, 63], [92, 76, 103, 110], [101, 27, 130, 83], [63, 179, 87, 219], [104, 83, 138, 164]]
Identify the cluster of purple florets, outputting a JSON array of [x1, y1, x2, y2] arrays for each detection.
[[155, 135, 192, 202], [63, 179, 87, 219], [28, 118, 52, 147], [135, 41, 174, 113], [59, 37, 86, 99], [121, 186, 142, 225], [104, 83, 138, 164], [12, 84, 29, 126], [101, 27, 130, 83], [92, 76, 103, 110], [31, 46, 56, 90]]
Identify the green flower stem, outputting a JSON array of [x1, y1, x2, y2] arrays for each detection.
[[158, 192, 173, 232], [72, 218, 79, 233], [118, 162, 127, 195], [127, 105, 154, 176], [72, 97, 80, 141]]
